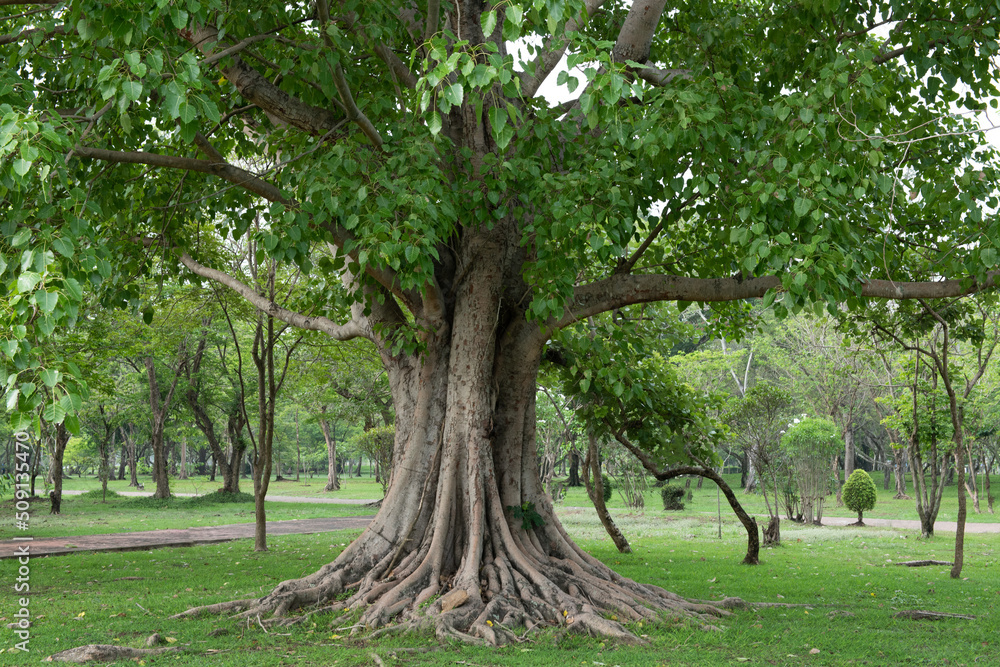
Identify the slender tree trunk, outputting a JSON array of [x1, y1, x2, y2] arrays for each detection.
[[179, 435, 188, 480], [583, 432, 631, 553], [48, 423, 69, 514], [320, 412, 340, 491], [295, 409, 301, 482], [893, 447, 910, 499], [144, 350, 185, 499], [844, 427, 855, 482], [567, 447, 582, 486]]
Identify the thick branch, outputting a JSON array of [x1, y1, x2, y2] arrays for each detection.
[[521, 0, 606, 98], [72, 146, 295, 206], [0, 23, 65, 45], [187, 24, 343, 136], [178, 252, 369, 341], [612, 0, 667, 64], [557, 272, 999, 330]]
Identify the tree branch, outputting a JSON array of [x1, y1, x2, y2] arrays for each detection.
[[178, 251, 369, 341], [612, 0, 667, 65], [317, 0, 384, 147], [71, 145, 296, 206], [521, 0, 606, 98], [186, 24, 344, 137], [555, 271, 999, 330]]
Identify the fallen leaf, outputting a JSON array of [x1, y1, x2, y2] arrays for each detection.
[[809, 648, 821, 655]]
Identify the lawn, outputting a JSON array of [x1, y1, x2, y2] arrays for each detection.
[[2, 507, 997, 666]]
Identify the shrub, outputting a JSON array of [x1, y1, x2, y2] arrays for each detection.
[[842, 469, 877, 524], [661, 485, 685, 511], [601, 475, 613, 503]]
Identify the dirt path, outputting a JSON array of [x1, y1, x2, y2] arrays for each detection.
[[0, 516, 374, 559]]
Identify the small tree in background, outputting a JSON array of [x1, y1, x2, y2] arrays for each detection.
[[843, 469, 878, 526], [355, 425, 395, 495], [781, 418, 843, 525]]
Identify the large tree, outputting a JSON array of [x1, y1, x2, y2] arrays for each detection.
[[3, 0, 1000, 643]]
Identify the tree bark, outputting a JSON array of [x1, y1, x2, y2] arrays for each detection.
[[144, 345, 186, 499], [320, 411, 340, 491], [583, 432, 631, 553]]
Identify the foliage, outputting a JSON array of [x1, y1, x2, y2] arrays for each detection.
[[353, 424, 394, 494], [781, 417, 843, 523], [724, 382, 792, 516], [660, 485, 686, 511], [507, 501, 545, 531], [601, 474, 613, 504], [842, 469, 878, 519]]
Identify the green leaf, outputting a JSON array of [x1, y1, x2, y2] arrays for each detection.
[[16, 272, 41, 293], [12, 228, 32, 247], [793, 197, 812, 217], [982, 247, 997, 268], [429, 111, 442, 136], [12, 158, 31, 176], [34, 290, 58, 313], [142, 305, 154, 325], [404, 245, 419, 263], [443, 83, 463, 107], [480, 9, 497, 36], [43, 401, 67, 424], [53, 237, 74, 258], [122, 80, 142, 101], [772, 156, 787, 172], [40, 368, 61, 388]]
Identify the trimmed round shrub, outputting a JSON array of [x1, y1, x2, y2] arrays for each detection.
[[842, 469, 877, 524], [661, 484, 685, 511]]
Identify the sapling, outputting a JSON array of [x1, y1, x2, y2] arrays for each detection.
[[843, 469, 878, 526]]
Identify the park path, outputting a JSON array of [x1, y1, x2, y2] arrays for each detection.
[[4, 496, 999, 560], [0, 515, 374, 559]]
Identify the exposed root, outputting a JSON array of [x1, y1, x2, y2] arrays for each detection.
[[47, 645, 181, 663]]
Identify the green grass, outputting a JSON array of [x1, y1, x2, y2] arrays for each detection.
[[0, 493, 374, 540], [559, 473, 1000, 524], [56, 473, 387, 500], [2, 509, 997, 665]]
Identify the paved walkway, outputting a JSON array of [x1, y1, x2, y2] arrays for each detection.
[[0, 516, 374, 559]]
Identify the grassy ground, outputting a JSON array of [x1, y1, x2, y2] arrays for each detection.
[[2, 509, 997, 665], [561, 473, 1000, 524], [0, 491, 374, 540]]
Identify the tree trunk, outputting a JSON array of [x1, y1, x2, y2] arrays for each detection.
[[893, 448, 910, 499], [320, 412, 340, 492], [179, 435, 188, 480], [176, 230, 738, 643], [583, 432, 631, 554], [144, 350, 185, 499], [567, 447, 582, 487], [762, 516, 780, 547], [48, 423, 70, 514], [843, 427, 855, 482]]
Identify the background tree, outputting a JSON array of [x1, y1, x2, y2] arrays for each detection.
[[780, 417, 843, 525], [726, 382, 792, 545]]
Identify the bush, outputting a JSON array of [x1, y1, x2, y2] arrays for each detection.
[[79, 489, 121, 499], [661, 485, 685, 511], [601, 475, 613, 503], [842, 469, 877, 524]]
